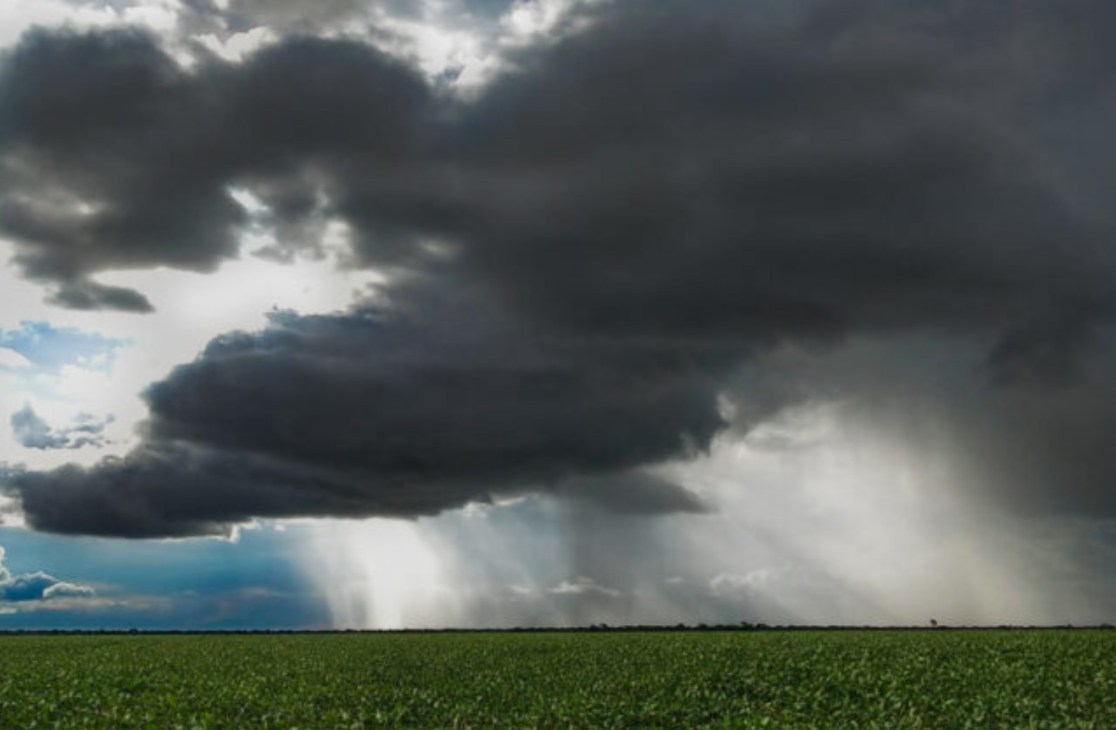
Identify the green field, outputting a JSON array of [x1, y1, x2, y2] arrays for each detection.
[[0, 630, 1113, 728]]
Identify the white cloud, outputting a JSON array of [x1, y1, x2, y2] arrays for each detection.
[[120, 0, 180, 35], [194, 26, 276, 62], [500, 0, 605, 45], [0, 0, 183, 51], [0, 0, 111, 49], [550, 576, 621, 598], [0, 348, 31, 370], [43, 580, 97, 599]]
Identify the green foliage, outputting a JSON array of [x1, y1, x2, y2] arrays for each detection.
[[0, 630, 1112, 728]]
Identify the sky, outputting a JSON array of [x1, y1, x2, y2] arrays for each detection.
[[1, 0, 1115, 630]]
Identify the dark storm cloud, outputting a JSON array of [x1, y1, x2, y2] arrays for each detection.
[[447, 0, 1116, 350], [4, 304, 725, 536], [6, 2, 1113, 326], [3, 0, 1116, 534], [0, 29, 241, 307], [0, 27, 431, 309]]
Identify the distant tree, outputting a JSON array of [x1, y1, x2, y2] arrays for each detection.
[[930, 619, 938, 628]]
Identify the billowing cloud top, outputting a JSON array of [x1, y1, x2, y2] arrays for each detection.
[[1, 0, 1115, 537]]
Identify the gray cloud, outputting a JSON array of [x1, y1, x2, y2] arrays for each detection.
[[721, 331, 1116, 517], [557, 471, 708, 516], [2, 0, 1116, 536], [11, 405, 112, 450]]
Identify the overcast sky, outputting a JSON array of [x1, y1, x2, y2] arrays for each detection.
[[1, 0, 1115, 629]]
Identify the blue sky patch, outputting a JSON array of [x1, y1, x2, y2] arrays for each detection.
[[0, 322, 128, 373], [0, 525, 326, 630]]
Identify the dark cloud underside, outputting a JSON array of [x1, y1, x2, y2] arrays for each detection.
[[2, 0, 1116, 535], [7, 305, 724, 536], [0, 29, 430, 305]]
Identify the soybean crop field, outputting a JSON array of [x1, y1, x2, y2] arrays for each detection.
[[0, 630, 1113, 729]]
